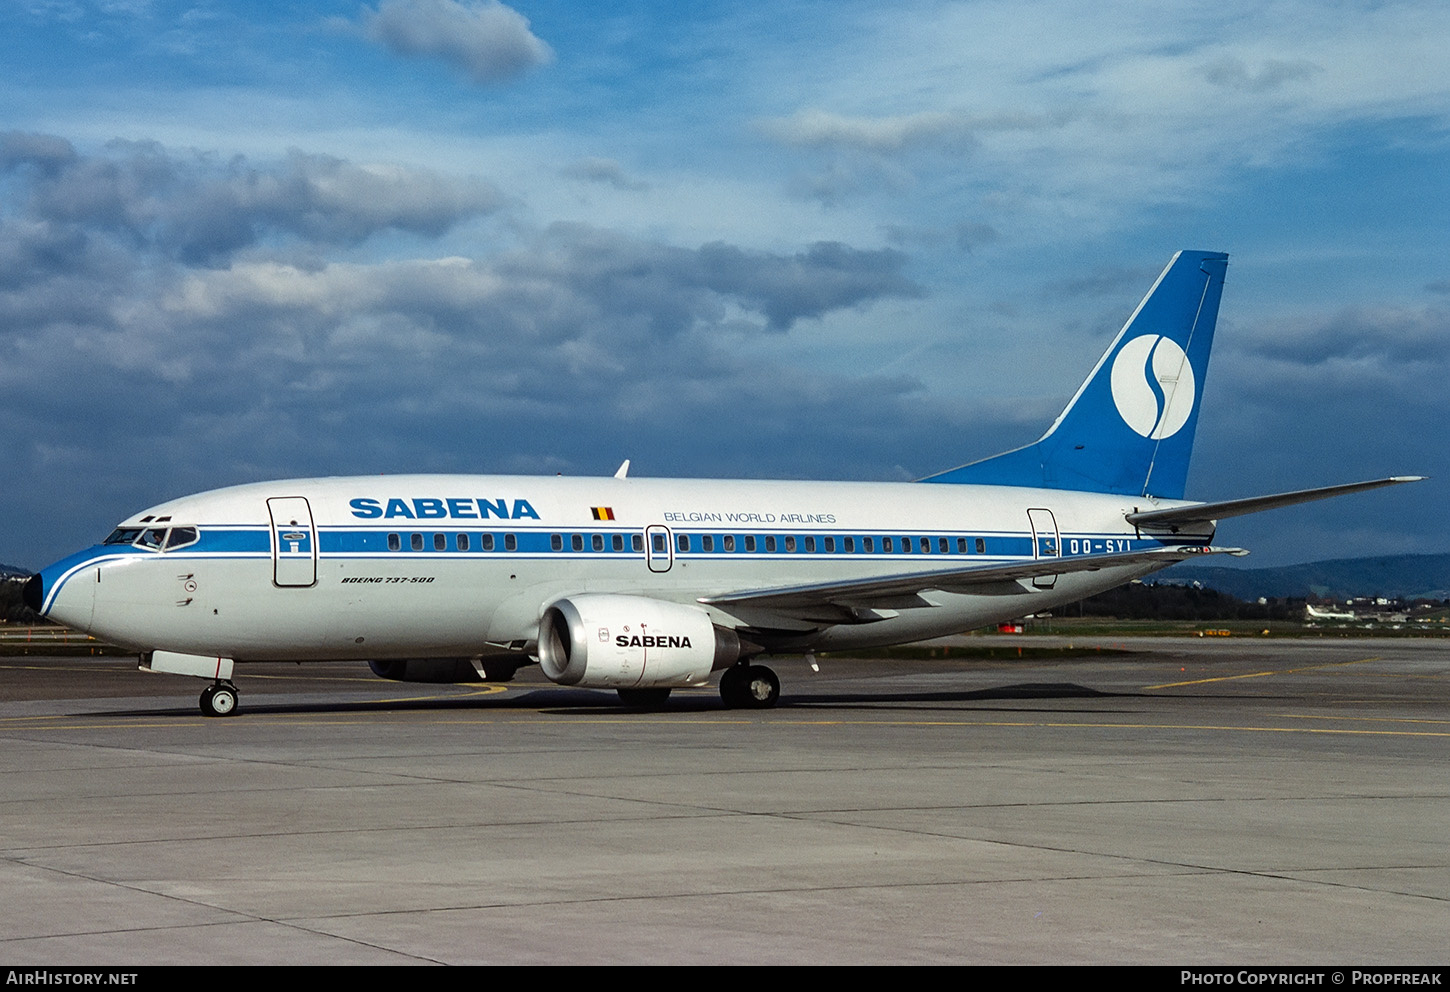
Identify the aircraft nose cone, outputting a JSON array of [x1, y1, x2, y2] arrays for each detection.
[[22, 573, 43, 614]]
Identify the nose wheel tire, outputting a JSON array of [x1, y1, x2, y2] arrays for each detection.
[[719, 664, 780, 709], [200, 682, 239, 717]]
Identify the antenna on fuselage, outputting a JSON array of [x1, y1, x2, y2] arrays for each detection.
[[614, 460, 631, 479]]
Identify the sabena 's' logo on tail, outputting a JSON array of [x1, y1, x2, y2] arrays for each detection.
[[1109, 334, 1195, 439]]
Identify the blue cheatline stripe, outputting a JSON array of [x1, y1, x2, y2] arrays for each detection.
[[39, 524, 1195, 610], [63, 527, 1190, 567]]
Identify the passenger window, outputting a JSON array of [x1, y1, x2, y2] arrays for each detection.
[[824, 536, 835, 552], [957, 538, 967, 553], [744, 535, 756, 552], [481, 533, 494, 551], [653, 533, 667, 553], [571, 534, 584, 552], [723, 535, 735, 552], [505, 533, 517, 552], [551, 534, 563, 551], [701, 535, 714, 552], [803, 536, 815, 553], [764, 536, 777, 553], [457, 533, 470, 552], [863, 536, 874, 552], [975, 538, 985, 554], [632, 533, 643, 552], [411, 533, 423, 551], [938, 538, 948, 554], [613, 534, 624, 551], [883, 537, 893, 553], [677, 534, 690, 552], [388, 533, 401, 552], [922, 538, 931, 554], [844, 536, 855, 553], [785, 536, 797, 552], [592, 534, 604, 552], [434, 533, 446, 551]]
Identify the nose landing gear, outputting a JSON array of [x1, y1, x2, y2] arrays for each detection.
[[199, 681, 239, 717]]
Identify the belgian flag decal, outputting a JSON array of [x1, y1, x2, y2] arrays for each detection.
[[591, 506, 616, 520]]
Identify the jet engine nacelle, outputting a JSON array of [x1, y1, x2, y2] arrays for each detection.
[[538, 594, 741, 689]]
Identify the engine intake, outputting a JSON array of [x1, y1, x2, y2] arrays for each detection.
[[538, 595, 741, 689]]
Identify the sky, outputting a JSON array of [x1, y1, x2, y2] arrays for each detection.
[[3, 0, 1448, 570]]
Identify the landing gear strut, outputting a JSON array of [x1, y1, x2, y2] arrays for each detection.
[[719, 663, 780, 709], [199, 680, 239, 717]]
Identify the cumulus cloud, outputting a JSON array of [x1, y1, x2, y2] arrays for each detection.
[[1202, 304, 1450, 479], [362, 0, 553, 84], [0, 134, 502, 265], [691, 239, 919, 330], [0, 131, 77, 173], [1232, 305, 1450, 375], [153, 224, 920, 352]]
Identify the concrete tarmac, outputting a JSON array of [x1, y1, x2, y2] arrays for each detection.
[[1, 636, 1447, 965]]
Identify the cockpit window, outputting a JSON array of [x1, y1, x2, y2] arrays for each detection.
[[116, 525, 200, 551], [165, 526, 199, 550], [103, 525, 201, 550], [136, 528, 168, 550]]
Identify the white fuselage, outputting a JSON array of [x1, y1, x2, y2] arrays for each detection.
[[37, 474, 1198, 663]]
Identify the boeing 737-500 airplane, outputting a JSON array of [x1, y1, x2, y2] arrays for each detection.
[[25, 251, 1421, 715]]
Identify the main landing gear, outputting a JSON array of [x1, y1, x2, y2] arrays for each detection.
[[199, 680, 239, 717], [719, 663, 780, 709]]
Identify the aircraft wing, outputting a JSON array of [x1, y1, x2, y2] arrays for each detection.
[[699, 544, 1246, 624], [1126, 477, 1425, 529]]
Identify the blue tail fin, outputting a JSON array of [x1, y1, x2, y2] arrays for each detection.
[[921, 250, 1228, 499]]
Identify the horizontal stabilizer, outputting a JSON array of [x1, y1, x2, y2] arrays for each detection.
[[1126, 477, 1426, 529], [701, 544, 1246, 623]]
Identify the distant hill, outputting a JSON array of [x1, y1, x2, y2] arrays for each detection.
[[0, 563, 31, 577], [1164, 553, 1450, 602]]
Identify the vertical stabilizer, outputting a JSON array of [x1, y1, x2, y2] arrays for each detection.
[[921, 250, 1228, 499]]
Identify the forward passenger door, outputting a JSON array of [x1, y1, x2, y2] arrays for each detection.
[[268, 496, 318, 588]]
